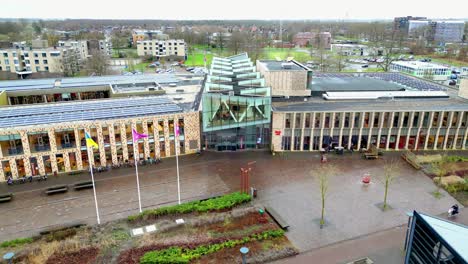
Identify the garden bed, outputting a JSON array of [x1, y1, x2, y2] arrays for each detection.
[[46, 247, 99, 264], [1, 192, 296, 264]]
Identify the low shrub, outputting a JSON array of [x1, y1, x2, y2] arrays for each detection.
[[45, 228, 77, 242], [0, 237, 34, 248], [140, 229, 284, 264], [444, 155, 468, 162], [128, 192, 251, 222], [445, 180, 468, 194]]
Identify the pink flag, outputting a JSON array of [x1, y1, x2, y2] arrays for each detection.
[[132, 128, 148, 142], [175, 123, 180, 136]]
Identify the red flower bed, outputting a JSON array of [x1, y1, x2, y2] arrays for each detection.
[[46, 247, 99, 264]]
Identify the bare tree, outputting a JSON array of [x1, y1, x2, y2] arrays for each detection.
[[62, 51, 80, 77], [380, 159, 400, 211], [86, 51, 109, 76], [111, 31, 130, 58], [375, 31, 398, 72], [432, 159, 447, 199], [311, 163, 338, 228], [228, 31, 245, 55]]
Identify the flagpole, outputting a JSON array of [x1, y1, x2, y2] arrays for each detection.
[[133, 135, 143, 213], [175, 123, 181, 205], [87, 146, 101, 225]]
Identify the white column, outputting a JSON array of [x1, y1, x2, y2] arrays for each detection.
[[452, 112, 463, 150], [443, 112, 454, 150]]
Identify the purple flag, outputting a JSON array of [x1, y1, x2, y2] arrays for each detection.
[[132, 128, 148, 142], [175, 123, 179, 136]]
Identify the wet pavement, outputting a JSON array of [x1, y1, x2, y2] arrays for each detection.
[[0, 151, 464, 256]]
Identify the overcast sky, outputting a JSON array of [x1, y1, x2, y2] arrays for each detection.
[[1, 0, 467, 20]]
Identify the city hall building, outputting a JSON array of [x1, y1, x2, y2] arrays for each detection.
[[271, 73, 468, 152], [0, 74, 202, 180]]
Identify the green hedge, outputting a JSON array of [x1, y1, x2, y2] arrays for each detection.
[[140, 229, 285, 264], [444, 155, 468, 162], [128, 192, 251, 222], [0, 237, 34, 248]]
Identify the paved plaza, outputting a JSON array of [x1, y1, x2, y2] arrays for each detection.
[[0, 151, 463, 257]]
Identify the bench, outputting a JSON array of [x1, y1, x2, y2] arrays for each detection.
[[265, 206, 290, 230], [363, 153, 379, 160], [73, 181, 94, 190], [401, 152, 421, 170], [45, 185, 68, 195], [68, 170, 85, 176], [0, 193, 13, 203]]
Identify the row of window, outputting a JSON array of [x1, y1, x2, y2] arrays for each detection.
[[284, 111, 467, 129], [0, 119, 186, 157], [0, 66, 49, 72]]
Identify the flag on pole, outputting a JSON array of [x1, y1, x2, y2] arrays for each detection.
[[85, 132, 99, 149], [132, 128, 148, 142], [175, 123, 180, 136]]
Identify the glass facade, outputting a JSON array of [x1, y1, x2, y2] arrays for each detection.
[[202, 53, 272, 150]]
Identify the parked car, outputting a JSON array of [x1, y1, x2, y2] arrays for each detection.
[[449, 80, 457, 86], [186, 67, 195, 72], [361, 64, 369, 68], [155, 69, 164, 73]]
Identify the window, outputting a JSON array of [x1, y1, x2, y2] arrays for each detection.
[[42, 53, 46, 57], [33, 53, 38, 57], [285, 113, 291, 128], [43, 60, 48, 64], [34, 60, 39, 64], [13, 59, 18, 64], [44, 66, 49, 72], [2, 52, 7, 57], [4, 59, 9, 64], [6, 66, 10, 71], [35, 66, 40, 71]]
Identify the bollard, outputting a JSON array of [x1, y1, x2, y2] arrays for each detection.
[[240, 247, 249, 264]]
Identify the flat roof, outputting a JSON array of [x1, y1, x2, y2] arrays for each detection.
[[312, 77, 406, 92], [312, 72, 448, 92], [0, 74, 179, 92], [272, 96, 468, 112], [391, 61, 449, 70], [0, 96, 182, 129], [258, 60, 309, 71]]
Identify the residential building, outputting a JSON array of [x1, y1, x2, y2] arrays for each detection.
[[136, 39, 186, 60], [87, 39, 112, 56], [430, 21, 465, 43], [408, 20, 430, 38], [292, 32, 314, 47], [0, 74, 202, 180], [404, 211, 467, 264], [0, 46, 75, 77], [202, 53, 271, 150], [390, 61, 451, 81], [210, 32, 232, 48], [132, 29, 168, 45], [292, 32, 332, 49], [58, 40, 89, 61], [256, 60, 312, 97], [393, 16, 427, 35]]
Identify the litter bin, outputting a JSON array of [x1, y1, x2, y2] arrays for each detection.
[[250, 187, 257, 198]]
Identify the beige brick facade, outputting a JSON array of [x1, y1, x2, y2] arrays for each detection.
[[0, 112, 200, 181]]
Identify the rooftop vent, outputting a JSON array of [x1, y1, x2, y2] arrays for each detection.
[[281, 63, 294, 69]]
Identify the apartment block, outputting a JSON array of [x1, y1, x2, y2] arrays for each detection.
[[132, 29, 168, 45], [58, 40, 89, 61], [0, 47, 72, 76], [136, 39, 186, 60]]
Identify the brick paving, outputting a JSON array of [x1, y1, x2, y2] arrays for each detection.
[[0, 150, 465, 260]]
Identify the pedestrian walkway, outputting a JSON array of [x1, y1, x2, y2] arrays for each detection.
[[273, 208, 468, 264]]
